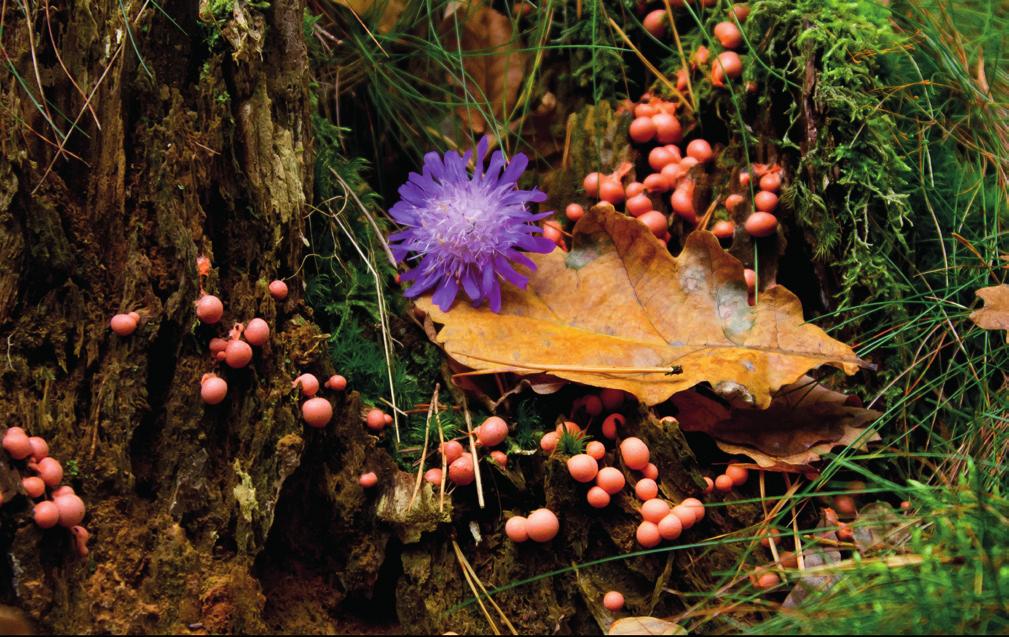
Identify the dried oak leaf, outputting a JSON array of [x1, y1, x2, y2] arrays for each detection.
[[416, 206, 867, 408], [969, 284, 1009, 334], [609, 617, 686, 635], [672, 377, 881, 472], [446, 3, 527, 133]]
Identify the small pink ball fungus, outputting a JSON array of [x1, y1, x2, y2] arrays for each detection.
[[209, 337, 229, 354], [641, 498, 671, 524], [526, 508, 560, 542], [293, 374, 320, 397], [110, 313, 138, 336], [505, 516, 529, 543], [603, 591, 625, 612], [244, 318, 270, 347], [477, 416, 509, 447], [602, 413, 624, 439], [201, 375, 228, 405], [671, 504, 696, 529], [196, 295, 225, 325], [302, 397, 333, 428], [225, 340, 253, 368], [33, 501, 60, 528], [596, 467, 626, 495], [28, 436, 49, 461], [22, 477, 46, 498], [448, 455, 475, 486], [55, 493, 86, 527], [440, 440, 464, 463], [586, 486, 611, 508], [359, 472, 378, 488], [325, 375, 348, 391], [51, 486, 74, 498], [585, 441, 606, 461], [619, 437, 650, 470], [539, 431, 560, 452], [36, 457, 63, 487], [642, 462, 659, 480], [715, 474, 734, 492], [490, 450, 508, 467], [567, 454, 599, 483], [424, 468, 443, 485], [636, 521, 661, 548], [634, 478, 658, 501], [658, 513, 683, 541], [681, 497, 706, 523], [269, 280, 289, 300], [3, 429, 32, 460], [366, 408, 386, 432]]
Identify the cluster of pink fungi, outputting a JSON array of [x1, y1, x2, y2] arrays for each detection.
[[2, 427, 89, 556], [111, 259, 352, 431], [550, 4, 783, 303]]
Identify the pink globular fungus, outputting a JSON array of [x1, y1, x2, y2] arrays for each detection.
[[424, 468, 443, 485], [359, 472, 378, 488], [22, 477, 46, 499], [489, 450, 508, 467], [525, 508, 559, 542], [196, 295, 225, 325], [603, 591, 625, 612], [658, 513, 683, 541], [36, 457, 63, 487], [634, 478, 658, 501], [366, 408, 386, 432], [640, 498, 671, 524], [601, 413, 624, 439], [505, 516, 529, 542], [448, 454, 475, 486], [243, 318, 270, 347], [619, 437, 650, 470], [302, 397, 333, 428], [567, 454, 599, 483], [325, 374, 348, 391], [585, 441, 606, 461], [586, 486, 611, 508], [54, 493, 86, 527], [3, 428, 32, 460], [636, 521, 661, 548], [477, 416, 509, 447], [440, 440, 464, 463], [225, 340, 253, 368], [28, 436, 48, 461], [33, 501, 60, 529], [293, 374, 320, 397], [200, 374, 228, 405], [269, 280, 289, 300], [596, 467, 626, 495], [110, 313, 138, 336]]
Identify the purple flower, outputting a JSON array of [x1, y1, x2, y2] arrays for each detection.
[[388, 137, 555, 312]]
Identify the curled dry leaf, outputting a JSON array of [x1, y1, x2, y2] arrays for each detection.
[[969, 284, 1009, 335], [672, 376, 880, 472], [608, 616, 686, 635], [417, 206, 868, 408], [446, 3, 527, 133]]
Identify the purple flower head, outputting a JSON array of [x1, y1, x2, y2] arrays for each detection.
[[388, 137, 555, 312]]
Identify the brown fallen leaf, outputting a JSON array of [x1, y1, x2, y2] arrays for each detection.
[[609, 616, 686, 635], [417, 206, 868, 408], [969, 284, 1009, 334], [446, 3, 527, 133], [672, 377, 881, 472], [333, 0, 406, 34]]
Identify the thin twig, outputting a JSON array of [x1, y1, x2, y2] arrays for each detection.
[[435, 391, 447, 513], [452, 541, 500, 635], [462, 394, 485, 509], [409, 384, 438, 510]]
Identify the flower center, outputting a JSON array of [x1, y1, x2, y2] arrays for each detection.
[[422, 182, 502, 265]]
